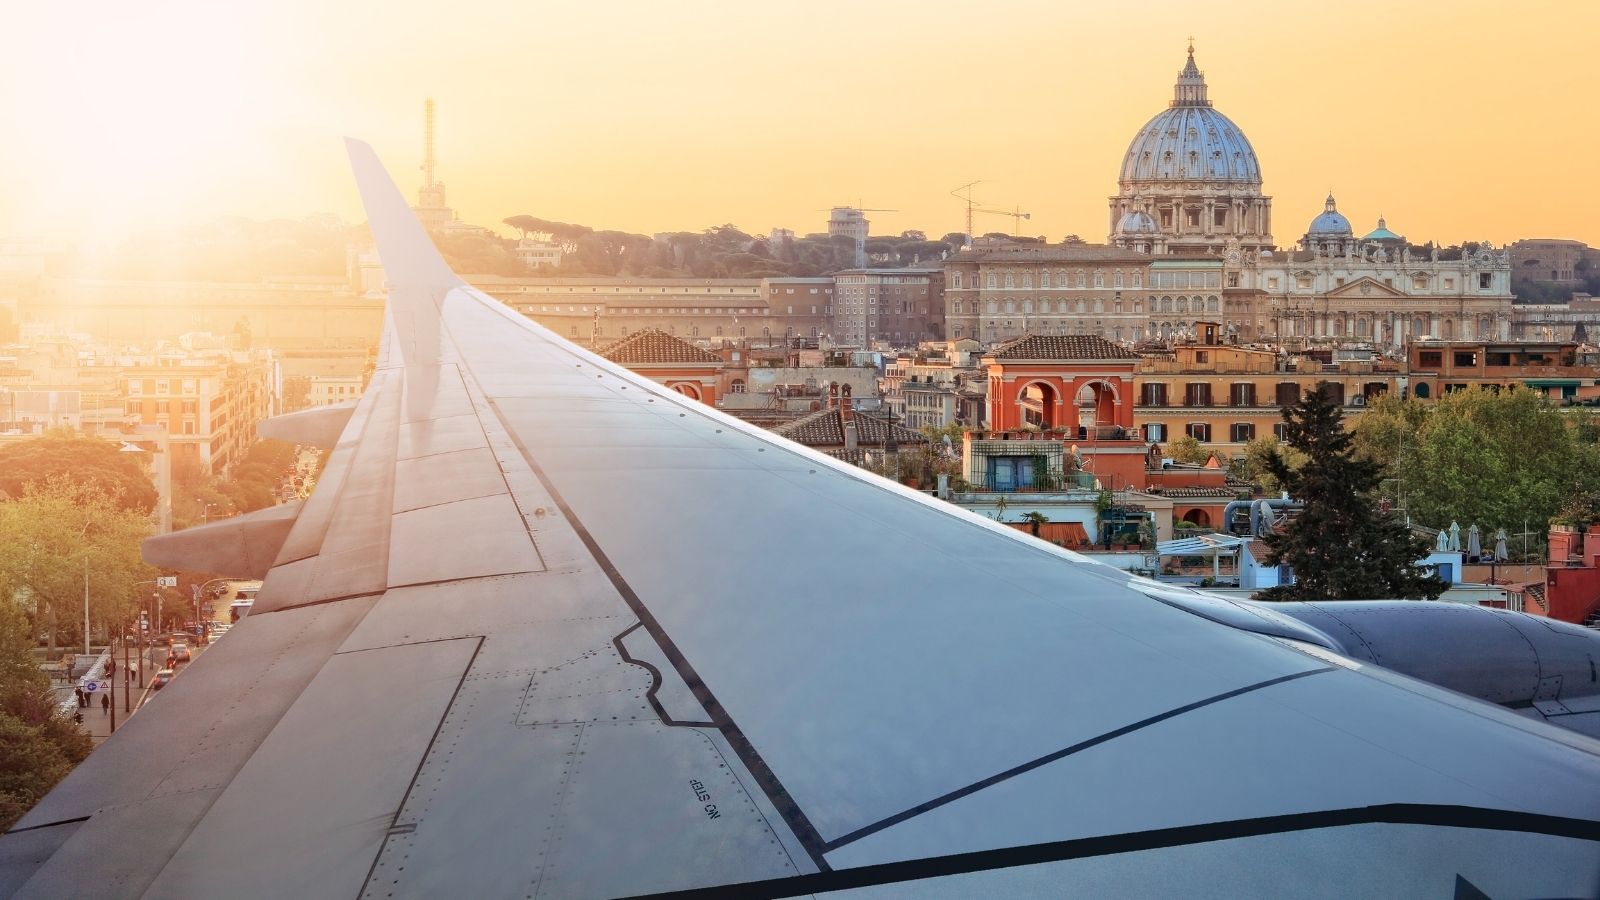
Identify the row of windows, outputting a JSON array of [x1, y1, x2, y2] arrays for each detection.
[[568, 324, 823, 339], [1140, 382, 1373, 407], [1143, 422, 1278, 443], [127, 379, 200, 396]]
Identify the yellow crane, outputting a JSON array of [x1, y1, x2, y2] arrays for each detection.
[[950, 181, 1032, 243]]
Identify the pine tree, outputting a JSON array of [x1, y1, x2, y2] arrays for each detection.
[[1259, 383, 1442, 601]]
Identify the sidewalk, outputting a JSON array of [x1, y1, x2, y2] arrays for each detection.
[[54, 636, 211, 747]]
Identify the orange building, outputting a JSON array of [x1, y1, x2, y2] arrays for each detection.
[[981, 335, 1140, 433], [597, 329, 725, 405]]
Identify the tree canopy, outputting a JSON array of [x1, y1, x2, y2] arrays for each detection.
[[0, 598, 91, 830], [1351, 387, 1600, 531], [0, 479, 156, 656], [0, 430, 157, 514], [1259, 384, 1441, 602]]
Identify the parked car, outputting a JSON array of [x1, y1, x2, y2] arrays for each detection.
[[152, 669, 174, 690], [172, 643, 191, 663]]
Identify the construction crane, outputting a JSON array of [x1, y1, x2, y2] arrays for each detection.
[[950, 181, 1032, 243]]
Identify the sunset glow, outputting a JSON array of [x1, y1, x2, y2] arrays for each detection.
[[3, 1, 1596, 244]]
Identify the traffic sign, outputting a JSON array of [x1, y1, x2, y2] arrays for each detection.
[[157, 576, 177, 588], [80, 680, 109, 694]]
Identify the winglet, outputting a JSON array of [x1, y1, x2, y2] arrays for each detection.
[[345, 138, 459, 366]]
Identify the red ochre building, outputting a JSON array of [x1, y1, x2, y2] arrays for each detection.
[[596, 329, 725, 405], [974, 334, 1149, 491]]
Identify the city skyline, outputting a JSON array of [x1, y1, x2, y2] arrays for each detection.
[[4, 1, 1598, 249]]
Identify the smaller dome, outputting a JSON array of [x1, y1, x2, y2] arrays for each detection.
[[1307, 193, 1352, 237], [1363, 216, 1403, 242], [1117, 210, 1159, 234]]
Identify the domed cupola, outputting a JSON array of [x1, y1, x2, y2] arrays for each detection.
[[1306, 193, 1353, 237], [1107, 44, 1273, 256], [1118, 209, 1159, 234]]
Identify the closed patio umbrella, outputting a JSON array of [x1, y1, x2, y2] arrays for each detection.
[[1467, 524, 1481, 560]]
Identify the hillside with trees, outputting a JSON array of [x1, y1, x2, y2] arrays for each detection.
[[499, 218, 968, 278]]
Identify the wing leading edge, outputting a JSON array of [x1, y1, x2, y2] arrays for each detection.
[[1, 141, 1596, 899]]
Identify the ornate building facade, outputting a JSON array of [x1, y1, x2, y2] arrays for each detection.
[[946, 47, 1514, 350], [1108, 46, 1273, 257]]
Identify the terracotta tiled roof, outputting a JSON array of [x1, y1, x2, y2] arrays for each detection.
[[1155, 486, 1247, 499], [988, 334, 1142, 361], [597, 329, 721, 364], [774, 408, 928, 448]]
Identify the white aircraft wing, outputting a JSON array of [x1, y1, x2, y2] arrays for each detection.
[[2, 142, 1597, 899]]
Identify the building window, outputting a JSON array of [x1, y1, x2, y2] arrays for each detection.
[[1142, 383, 1168, 407], [1132, 272, 1143, 288], [731, 379, 745, 393], [1114, 272, 1123, 289], [1185, 383, 1212, 406], [1004, 274, 1014, 289], [1093, 273, 1104, 288], [986, 274, 997, 289], [1186, 422, 1211, 442], [1296, 276, 1312, 289], [1275, 382, 1299, 406], [1076, 273, 1087, 289], [1231, 383, 1256, 406], [1022, 274, 1032, 289], [1230, 423, 1255, 442], [1479, 273, 1492, 289], [1213, 207, 1227, 227], [1226, 272, 1239, 288]]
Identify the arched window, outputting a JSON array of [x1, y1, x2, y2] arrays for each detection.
[[987, 300, 998, 314], [1004, 300, 1015, 313], [731, 379, 746, 393], [952, 272, 962, 289], [1023, 300, 1034, 313], [986, 274, 997, 289], [1004, 274, 1015, 289], [1022, 274, 1032, 289]]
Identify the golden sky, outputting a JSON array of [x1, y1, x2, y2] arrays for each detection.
[[4, 0, 1597, 249]]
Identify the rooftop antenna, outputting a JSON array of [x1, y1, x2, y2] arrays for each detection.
[[422, 98, 437, 187]]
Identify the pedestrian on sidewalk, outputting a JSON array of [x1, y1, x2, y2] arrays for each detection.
[[101, 694, 109, 715], [74, 687, 84, 708]]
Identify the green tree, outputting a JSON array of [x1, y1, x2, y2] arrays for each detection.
[[1259, 384, 1441, 601], [0, 592, 91, 829], [0, 431, 157, 514], [1021, 511, 1049, 536], [1352, 387, 1600, 530], [1228, 436, 1306, 495], [0, 479, 155, 656], [1165, 434, 1212, 466]]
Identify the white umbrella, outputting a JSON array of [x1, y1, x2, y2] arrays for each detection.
[[1494, 528, 1508, 562], [1448, 521, 1461, 552], [1434, 529, 1449, 551], [1466, 524, 1481, 560]]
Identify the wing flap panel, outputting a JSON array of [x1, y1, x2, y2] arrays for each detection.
[[145, 637, 480, 899], [256, 400, 358, 450], [140, 501, 302, 580]]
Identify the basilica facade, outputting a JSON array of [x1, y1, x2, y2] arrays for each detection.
[[947, 46, 1513, 349]]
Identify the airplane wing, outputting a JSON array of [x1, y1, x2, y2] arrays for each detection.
[[3, 142, 1597, 899]]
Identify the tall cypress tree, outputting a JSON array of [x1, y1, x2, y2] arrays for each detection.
[[1259, 383, 1442, 601]]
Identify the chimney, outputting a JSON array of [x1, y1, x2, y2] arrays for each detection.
[[828, 383, 839, 409], [840, 384, 853, 424], [844, 420, 858, 451]]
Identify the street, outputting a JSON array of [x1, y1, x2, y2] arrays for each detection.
[[56, 602, 233, 746]]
